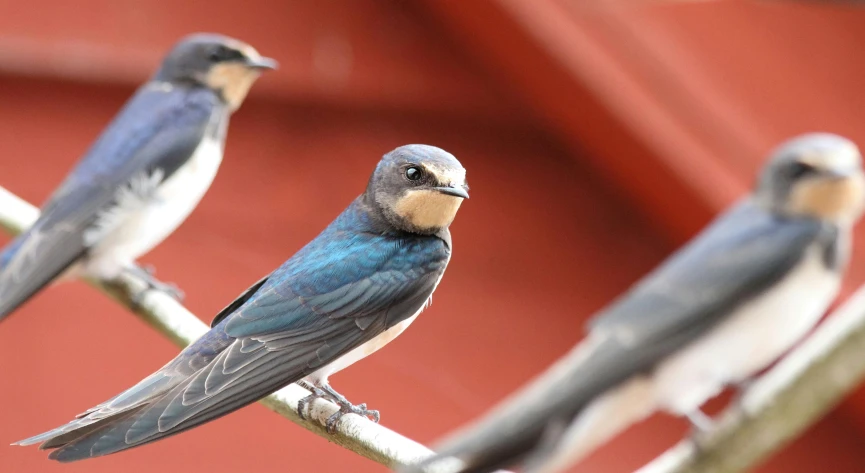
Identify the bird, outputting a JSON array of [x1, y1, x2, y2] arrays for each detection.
[[408, 133, 865, 473], [0, 33, 276, 322], [14, 144, 470, 462]]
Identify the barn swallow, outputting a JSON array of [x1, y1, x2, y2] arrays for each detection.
[[15, 144, 469, 462], [0, 33, 276, 322], [408, 133, 865, 473]]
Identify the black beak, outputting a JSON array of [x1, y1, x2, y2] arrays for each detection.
[[245, 56, 279, 70], [434, 185, 469, 199]]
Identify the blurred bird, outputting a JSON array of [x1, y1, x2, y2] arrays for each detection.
[[409, 133, 865, 473], [0, 33, 276, 322], [15, 144, 469, 462]]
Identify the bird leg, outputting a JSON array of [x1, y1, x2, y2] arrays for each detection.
[[321, 383, 380, 433], [296, 380, 332, 421], [296, 380, 380, 433], [686, 408, 716, 436], [684, 408, 721, 455], [730, 376, 757, 413], [124, 263, 184, 303]]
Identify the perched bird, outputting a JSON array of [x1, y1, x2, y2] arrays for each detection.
[[410, 133, 865, 473], [0, 33, 276, 322], [15, 144, 470, 462]]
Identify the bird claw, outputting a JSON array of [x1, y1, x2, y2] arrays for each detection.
[[686, 408, 718, 453], [686, 409, 716, 435], [325, 402, 380, 433], [126, 264, 185, 303], [131, 280, 184, 306], [296, 381, 380, 433], [731, 377, 756, 413], [297, 385, 331, 421], [151, 281, 185, 302]]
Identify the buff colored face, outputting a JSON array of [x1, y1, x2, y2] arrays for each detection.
[[789, 171, 865, 223], [784, 141, 865, 223], [392, 163, 468, 232], [394, 190, 464, 231], [204, 42, 270, 110]]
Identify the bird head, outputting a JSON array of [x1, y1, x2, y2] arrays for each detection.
[[154, 33, 277, 111], [367, 144, 469, 235], [757, 133, 865, 226]]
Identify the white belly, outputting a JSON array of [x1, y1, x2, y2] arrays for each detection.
[[305, 312, 422, 385], [304, 263, 449, 385], [83, 135, 224, 279], [652, 246, 840, 415]]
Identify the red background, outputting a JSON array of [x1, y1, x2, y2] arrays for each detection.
[[2, 1, 865, 472]]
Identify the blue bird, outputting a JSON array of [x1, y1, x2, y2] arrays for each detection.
[[15, 144, 470, 462], [408, 133, 865, 473], [0, 33, 276, 322]]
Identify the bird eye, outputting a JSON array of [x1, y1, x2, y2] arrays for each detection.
[[405, 167, 423, 181], [208, 46, 243, 63], [789, 162, 817, 180]]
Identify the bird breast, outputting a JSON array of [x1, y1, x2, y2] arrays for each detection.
[[83, 123, 225, 278], [304, 312, 421, 385], [652, 242, 842, 415]]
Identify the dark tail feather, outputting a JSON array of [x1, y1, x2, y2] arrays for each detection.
[[13, 366, 192, 459], [39, 407, 146, 450], [0, 263, 72, 322], [0, 237, 21, 270], [21, 340, 310, 462], [0, 232, 83, 322], [43, 363, 294, 462]]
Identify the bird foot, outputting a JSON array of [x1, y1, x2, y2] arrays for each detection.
[[296, 381, 380, 433], [297, 384, 330, 421], [686, 408, 716, 435], [686, 408, 718, 453], [325, 402, 380, 434], [125, 264, 184, 304], [731, 377, 757, 413]]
